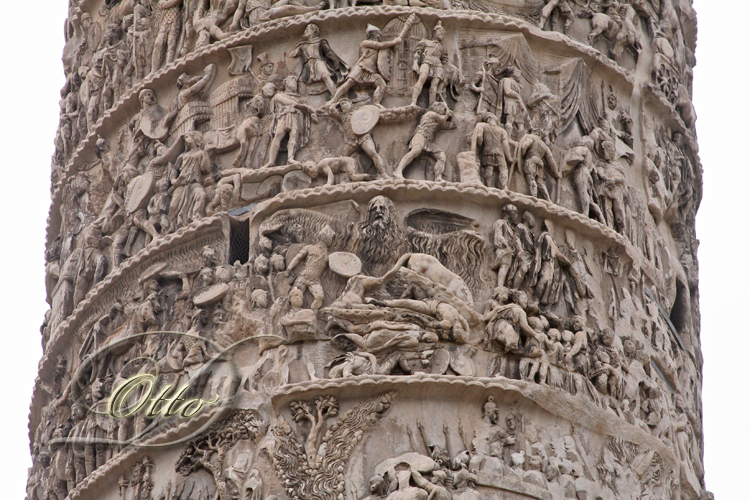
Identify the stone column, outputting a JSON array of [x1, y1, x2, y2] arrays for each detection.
[[28, 2, 710, 500]]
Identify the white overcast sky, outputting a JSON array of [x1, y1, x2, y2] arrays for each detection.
[[0, 1, 744, 498]]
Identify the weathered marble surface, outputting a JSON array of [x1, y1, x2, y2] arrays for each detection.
[[28, 1, 708, 500]]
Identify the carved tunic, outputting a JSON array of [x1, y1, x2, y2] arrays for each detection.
[[415, 39, 446, 79], [349, 40, 386, 83]]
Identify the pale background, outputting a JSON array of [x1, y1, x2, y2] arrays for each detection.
[[0, 1, 744, 496]]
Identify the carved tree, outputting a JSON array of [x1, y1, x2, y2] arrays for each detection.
[[273, 393, 394, 500], [176, 409, 263, 500]]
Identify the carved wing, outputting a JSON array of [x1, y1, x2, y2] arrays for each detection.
[[407, 228, 492, 300], [259, 208, 356, 251]]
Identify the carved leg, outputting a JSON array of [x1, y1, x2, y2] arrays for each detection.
[[433, 151, 446, 181], [364, 74, 386, 107], [328, 78, 355, 104], [395, 135, 425, 178], [309, 283, 325, 310], [497, 161, 508, 190], [151, 27, 168, 73], [411, 70, 429, 105], [263, 130, 285, 169], [361, 136, 387, 177], [483, 165, 495, 188]]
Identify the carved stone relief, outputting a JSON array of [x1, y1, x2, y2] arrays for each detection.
[[31, 2, 707, 500]]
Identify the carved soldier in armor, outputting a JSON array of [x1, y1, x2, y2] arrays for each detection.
[[329, 15, 416, 107], [410, 21, 448, 106], [324, 99, 387, 177], [152, 0, 184, 73]]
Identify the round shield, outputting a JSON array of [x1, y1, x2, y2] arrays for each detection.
[[351, 105, 381, 136], [328, 252, 362, 278], [125, 171, 155, 214], [429, 348, 451, 374], [450, 350, 476, 376], [138, 104, 171, 140], [193, 283, 230, 306]]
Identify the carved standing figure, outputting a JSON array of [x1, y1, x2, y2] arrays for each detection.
[[290, 23, 348, 97], [152, 0, 184, 73], [562, 136, 605, 223], [492, 204, 519, 288], [472, 112, 514, 189], [539, 0, 575, 32], [324, 99, 387, 177], [167, 132, 211, 231], [284, 225, 335, 310], [596, 140, 627, 233], [410, 21, 448, 106], [516, 132, 560, 201], [262, 76, 318, 168], [231, 83, 275, 168]]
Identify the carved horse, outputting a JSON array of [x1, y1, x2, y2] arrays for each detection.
[[579, 3, 641, 60]]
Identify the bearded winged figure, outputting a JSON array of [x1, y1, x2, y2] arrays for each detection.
[[259, 196, 491, 297]]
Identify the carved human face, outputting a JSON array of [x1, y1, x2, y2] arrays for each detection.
[[506, 413, 517, 431], [522, 211, 535, 229], [367, 196, 395, 229], [184, 131, 201, 150], [302, 161, 319, 178], [319, 226, 335, 246], [548, 329, 560, 342], [254, 255, 269, 275], [289, 288, 304, 308], [284, 76, 298, 93], [514, 291, 528, 309], [262, 83, 276, 97], [72, 404, 85, 421], [140, 89, 156, 106], [607, 93, 618, 110], [252, 290, 269, 309], [572, 316, 585, 331], [623, 339, 636, 356], [434, 25, 446, 41], [484, 405, 499, 424], [528, 454, 542, 470], [304, 24, 319, 40], [502, 204, 518, 223], [430, 102, 448, 115], [340, 99, 353, 113]]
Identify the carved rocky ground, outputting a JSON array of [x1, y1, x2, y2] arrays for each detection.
[[29, 1, 709, 500]]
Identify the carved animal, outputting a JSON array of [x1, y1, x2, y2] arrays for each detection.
[[579, 5, 641, 60]]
